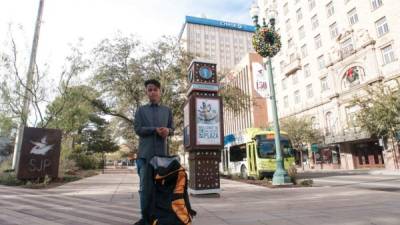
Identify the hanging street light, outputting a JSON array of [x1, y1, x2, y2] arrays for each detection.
[[250, 2, 291, 185]]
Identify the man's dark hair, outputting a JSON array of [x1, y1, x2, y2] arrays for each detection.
[[144, 79, 161, 88]]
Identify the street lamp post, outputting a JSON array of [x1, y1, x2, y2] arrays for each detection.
[[250, 3, 291, 185]]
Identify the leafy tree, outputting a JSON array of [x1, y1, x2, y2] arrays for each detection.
[[0, 137, 13, 158], [80, 115, 119, 154], [352, 82, 400, 168], [0, 114, 16, 137], [45, 85, 101, 153], [280, 116, 322, 169], [88, 35, 250, 155], [219, 85, 251, 115]]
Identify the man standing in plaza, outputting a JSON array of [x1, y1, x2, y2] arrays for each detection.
[[133, 79, 174, 225]]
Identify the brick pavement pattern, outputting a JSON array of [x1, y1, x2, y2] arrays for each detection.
[[0, 169, 400, 225]]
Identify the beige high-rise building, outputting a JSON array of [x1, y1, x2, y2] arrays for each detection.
[[254, 0, 400, 170], [178, 16, 256, 73], [223, 53, 269, 145]]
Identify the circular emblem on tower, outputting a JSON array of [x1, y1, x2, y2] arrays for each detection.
[[199, 66, 213, 80]]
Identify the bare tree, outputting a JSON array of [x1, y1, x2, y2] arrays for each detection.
[[0, 30, 88, 128]]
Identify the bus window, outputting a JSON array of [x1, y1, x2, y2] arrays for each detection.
[[257, 141, 275, 158], [256, 138, 294, 158], [229, 144, 246, 162], [282, 140, 294, 157]]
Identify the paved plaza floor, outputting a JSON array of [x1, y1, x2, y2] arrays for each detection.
[[0, 170, 400, 225]]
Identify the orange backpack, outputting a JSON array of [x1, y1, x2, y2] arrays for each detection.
[[149, 156, 196, 225]]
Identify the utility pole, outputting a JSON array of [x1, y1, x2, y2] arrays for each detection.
[[12, 0, 45, 171]]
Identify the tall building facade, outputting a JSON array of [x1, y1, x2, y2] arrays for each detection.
[[223, 53, 269, 145], [178, 16, 255, 73], [255, 0, 400, 170]]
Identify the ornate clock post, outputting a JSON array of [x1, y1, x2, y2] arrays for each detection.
[[184, 59, 224, 196]]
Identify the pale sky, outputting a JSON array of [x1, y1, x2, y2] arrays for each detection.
[[0, 0, 253, 73], [0, 0, 253, 124]]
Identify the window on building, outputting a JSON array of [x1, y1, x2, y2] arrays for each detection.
[[304, 64, 311, 77], [346, 105, 359, 127], [290, 53, 296, 63], [311, 15, 319, 30], [341, 38, 354, 57], [284, 96, 289, 107], [371, 0, 383, 10], [286, 19, 291, 32], [325, 112, 334, 134], [326, 1, 335, 17], [280, 61, 285, 71], [284, 2, 289, 15], [298, 26, 305, 39], [376, 17, 389, 37], [282, 78, 288, 90], [296, 8, 303, 22], [288, 38, 294, 48], [211, 52, 216, 60], [308, 0, 316, 10], [321, 77, 329, 91], [306, 84, 314, 98], [311, 116, 319, 129], [329, 22, 339, 39], [381, 44, 396, 64], [348, 8, 359, 25], [294, 90, 301, 104], [292, 73, 299, 84], [314, 34, 322, 49], [301, 44, 308, 58], [317, 55, 325, 70]]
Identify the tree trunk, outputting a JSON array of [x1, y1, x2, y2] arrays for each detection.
[[300, 150, 304, 171], [307, 143, 314, 169], [102, 152, 105, 174], [389, 134, 399, 169]]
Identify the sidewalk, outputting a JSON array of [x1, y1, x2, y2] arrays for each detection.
[[297, 168, 400, 176], [1, 171, 400, 225]]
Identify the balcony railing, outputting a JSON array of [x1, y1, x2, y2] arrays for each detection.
[[284, 58, 301, 76]]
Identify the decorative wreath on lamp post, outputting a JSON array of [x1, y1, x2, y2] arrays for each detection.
[[252, 27, 281, 58]]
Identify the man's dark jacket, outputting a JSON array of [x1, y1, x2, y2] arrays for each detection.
[[134, 103, 174, 159]]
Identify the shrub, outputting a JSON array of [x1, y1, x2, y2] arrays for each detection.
[[0, 156, 12, 173], [300, 179, 313, 186], [0, 171, 24, 186], [287, 165, 298, 185], [70, 152, 102, 170]]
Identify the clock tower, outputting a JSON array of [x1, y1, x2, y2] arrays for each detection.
[[184, 59, 224, 195]]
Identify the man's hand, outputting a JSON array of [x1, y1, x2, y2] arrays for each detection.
[[156, 127, 169, 138]]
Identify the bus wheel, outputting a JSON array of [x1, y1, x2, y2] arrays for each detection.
[[240, 165, 248, 179]]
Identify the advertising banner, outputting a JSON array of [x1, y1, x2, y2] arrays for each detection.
[[196, 98, 221, 145]]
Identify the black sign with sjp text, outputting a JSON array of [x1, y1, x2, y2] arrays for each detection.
[[17, 127, 62, 180]]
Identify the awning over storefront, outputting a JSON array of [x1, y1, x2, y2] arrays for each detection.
[[311, 144, 319, 153], [224, 134, 236, 146]]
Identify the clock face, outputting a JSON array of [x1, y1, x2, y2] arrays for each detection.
[[199, 66, 213, 80]]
